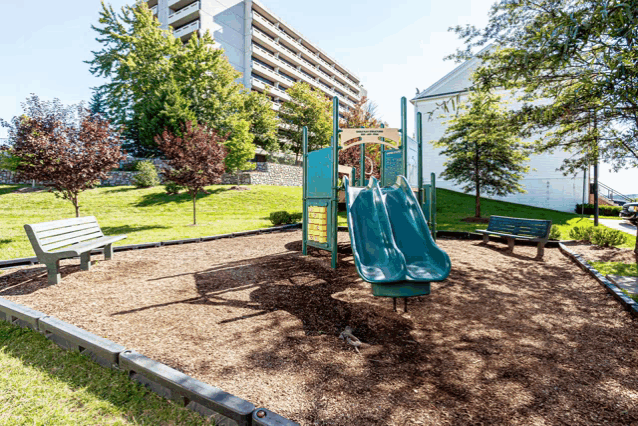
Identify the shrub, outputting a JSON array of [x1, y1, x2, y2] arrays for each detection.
[[549, 225, 561, 240], [569, 225, 627, 247], [269, 211, 292, 226], [290, 212, 303, 223], [133, 161, 160, 188], [574, 204, 622, 216], [164, 180, 183, 195], [569, 226, 595, 241], [590, 228, 628, 247]]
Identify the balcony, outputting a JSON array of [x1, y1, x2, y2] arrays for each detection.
[[251, 77, 290, 101], [150, 5, 158, 15], [168, 1, 200, 27], [173, 19, 199, 40]]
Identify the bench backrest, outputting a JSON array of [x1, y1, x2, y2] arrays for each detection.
[[24, 216, 104, 255], [487, 215, 552, 239]]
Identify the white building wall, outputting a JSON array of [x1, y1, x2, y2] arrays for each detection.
[[199, 0, 248, 76], [415, 92, 587, 213]]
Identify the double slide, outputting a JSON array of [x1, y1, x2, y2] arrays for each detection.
[[343, 175, 451, 297]]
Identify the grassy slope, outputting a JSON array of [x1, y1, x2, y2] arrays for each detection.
[[0, 184, 302, 260], [1, 184, 634, 260], [590, 262, 638, 277], [0, 321, 210, 425]]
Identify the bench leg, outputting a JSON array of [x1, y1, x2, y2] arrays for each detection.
[[46, 260, 61, 285], [537, 242, 546, 258], [482, 234, 490, 244], [80, 252, 91, 271], [506, 237, 515, 252], [104, 244, 113, 261]]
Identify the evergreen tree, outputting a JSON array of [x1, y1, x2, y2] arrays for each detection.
[[88, 87, 108, 118], [435, 89, 529, 218]]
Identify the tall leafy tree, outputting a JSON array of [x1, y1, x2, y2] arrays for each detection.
[[435, 89, 529, 218], [156, 122, 228, 225], [279, 82, 332, 162], [87, 2, 276, 171], [449, 0, 638, 250], [1, 95, 125, 217]]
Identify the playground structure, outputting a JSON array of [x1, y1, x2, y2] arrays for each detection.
[[302, 96, 451, 305]]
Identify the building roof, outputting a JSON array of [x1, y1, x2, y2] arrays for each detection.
[[411, 44, 494, 103]]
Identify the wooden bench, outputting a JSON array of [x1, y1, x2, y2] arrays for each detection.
[[476, 216, 552, 258], [24, 216, 127, 284]]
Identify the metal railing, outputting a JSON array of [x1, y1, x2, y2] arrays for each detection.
[[594, 180, 634, 204]]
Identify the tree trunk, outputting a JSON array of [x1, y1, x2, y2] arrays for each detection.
[[192, 192, 197, 225], [475, 146, 481, 218], [72, 196, 80, 218], [634, 227, 638, 256]]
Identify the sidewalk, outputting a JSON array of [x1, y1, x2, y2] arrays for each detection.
[[590, 218, 637, 236]]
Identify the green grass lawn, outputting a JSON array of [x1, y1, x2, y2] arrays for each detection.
[[1, 184, 634, 260], [590, 262, 638, 277], [0, 184, 302, 260], [0, 321, 211, 425]]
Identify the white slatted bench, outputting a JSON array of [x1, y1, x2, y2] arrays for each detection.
[[24, 216, 127, 284], [476, 215, 552, 258]]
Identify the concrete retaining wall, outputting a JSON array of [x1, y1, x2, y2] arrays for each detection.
[[0, 162, 302, 188]]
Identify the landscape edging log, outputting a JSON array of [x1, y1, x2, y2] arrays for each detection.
[[252, 408, 300, 426], [119, 350, 256, 426], [559, 243, 638, 318], [38, 315, 126, 369], [0, 297, 299, 425], [0, 297, 47, 330]]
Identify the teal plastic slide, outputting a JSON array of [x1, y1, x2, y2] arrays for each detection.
[[343, 175, 451, 297]]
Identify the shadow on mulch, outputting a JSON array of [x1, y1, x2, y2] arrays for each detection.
[[0, 264, 84, 296]]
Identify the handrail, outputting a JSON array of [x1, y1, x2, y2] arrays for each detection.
[[592, 180, 633, 202]]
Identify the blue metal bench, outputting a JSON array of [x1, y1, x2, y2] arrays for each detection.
[[476, 215, 552, 258]]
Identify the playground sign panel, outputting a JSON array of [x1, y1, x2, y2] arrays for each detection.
[[340, 128, 401, 150]]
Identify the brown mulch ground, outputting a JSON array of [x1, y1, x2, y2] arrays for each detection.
[[563, 241, 638, 264], [1, 231, 638, 425]]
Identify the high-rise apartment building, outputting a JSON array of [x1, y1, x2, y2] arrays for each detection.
[[147, 0, 366, 120]]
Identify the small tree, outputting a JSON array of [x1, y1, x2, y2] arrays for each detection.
[[156, 122, 227, 225], [338, 96, 382, 180], [435, 89, 529, 218], [1, 95, 125, 217], [279, 82, 332, 162]]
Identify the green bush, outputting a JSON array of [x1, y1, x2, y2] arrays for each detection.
[[269, 211, 292, 226], [574, 204, 622, 216], [590, 228, 628, 247], [569, 225, 627, 247], [133, 161, 160, 188], [549, 225, 561, 240], [290, 212, 303, 223], [569, 225, 595, 241], [164, 180, 183, 195]]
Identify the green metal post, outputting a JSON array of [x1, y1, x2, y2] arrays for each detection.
[[331, 97, 340, 269], [380, 123, 385, 186], [431, 172, 437, 241], [417, 112, 423, 206], [359, 127, 365, 186], [401, 97, 408, 179], [302, 126, 308, 256]]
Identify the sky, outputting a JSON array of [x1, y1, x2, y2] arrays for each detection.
[[1, 0, 636, 193]]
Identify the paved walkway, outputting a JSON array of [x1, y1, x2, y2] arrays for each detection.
[[608, 275, 638, 296], [591, 218, 637, 236]]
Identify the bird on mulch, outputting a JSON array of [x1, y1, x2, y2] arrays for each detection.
[[339, 326, 367, 353]]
